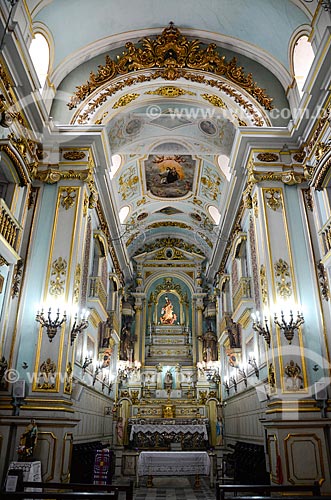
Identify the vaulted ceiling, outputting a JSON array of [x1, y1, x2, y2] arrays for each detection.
[[24, 0, 314, 282]]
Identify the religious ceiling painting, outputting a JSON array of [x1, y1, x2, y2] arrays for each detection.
[[144, 143, 196, 198]]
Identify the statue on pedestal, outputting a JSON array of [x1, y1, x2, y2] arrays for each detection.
[[18, 419, 38, 460]]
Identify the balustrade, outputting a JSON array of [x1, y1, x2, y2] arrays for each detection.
[[89, 276, 107, 309], [232, 277, 252, 312], [0, 198, 22, 251]]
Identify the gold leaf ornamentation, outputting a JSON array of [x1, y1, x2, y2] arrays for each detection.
[[256, 152, 279, 162], [63, 151, 86, 161], [49, 257, 67, 296], [201, 93, 227, 108], [260, 265, 268, 306], [274, 258, 292, 298], [68, 23, 273, 112], [64, 362, 73, 394], [317, 260, 330, 301], [252, 193, 258, 217], [73, 264, 81, 303], [37, 358, 57, 390], [265, 188, 282, 211], [145, 86, 196, 97], [112, 93, 140, 109], [60, 187, 77, 210], [293, 151, 305, 163]]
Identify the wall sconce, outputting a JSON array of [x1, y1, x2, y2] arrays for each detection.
[[82, 356, 93, 373], [274, 310, 304, 344], [238, 367, 247, 387], [251, 312, 271, 347], [229, 376, 237, 393], [248, 357, 259, 378], [223, 379, 230, 396], [93, 362, 102, 386], [36, 307, 67, 342], [70, 310, 89, 345]]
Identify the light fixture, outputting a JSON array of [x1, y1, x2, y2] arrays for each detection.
[[274, 310, 304, 344], [229, 376, 237, 393], [36, 307, 67, 342], [197, 361, 220, 382], [251, 312, 271, 347], [238, 367, 247, 387], [82, 356, 93, 373], [248, 357, 259, 378], [93, 362, 103, 386], [117, 360, 141, 381], [223, 379, 230, 396], [70, 310, 89, 345]]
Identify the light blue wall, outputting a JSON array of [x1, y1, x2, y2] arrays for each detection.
[[36, 0, 309, 70]]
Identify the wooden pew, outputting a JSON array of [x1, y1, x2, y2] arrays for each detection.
[[0, 492, 118, 500], [216, 482, 321, 500]]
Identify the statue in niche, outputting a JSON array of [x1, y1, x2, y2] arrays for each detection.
[[284, 360, 304, 391], [199, 324, 218, 362], [164, 370, 173, 390], [160, 295, 177, 325], [120, 323, 134, 361]]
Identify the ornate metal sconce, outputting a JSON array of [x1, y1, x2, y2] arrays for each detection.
[[238, 367, 247, 387], [274, 310, 304, 344], [82, 356, 93, 373], [223, 379, 230, 396], [248, 357, 259, 378], [93, 362, 102, 386], [36, 307, 67, 342], [229, 376, 237, 393], [251, 312, 271, 347], [70, 310, 89, 345]]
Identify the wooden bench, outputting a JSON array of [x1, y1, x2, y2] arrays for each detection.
[[0, 492, 118, 500], [216, 482, 321, 500], [22, 481, 133, 500]]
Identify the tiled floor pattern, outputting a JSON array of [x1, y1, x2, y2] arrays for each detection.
[[126, 477, 215, 500]]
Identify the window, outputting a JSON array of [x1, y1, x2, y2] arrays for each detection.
[[293, 35, 314, 96], [29, 33, 50, 89]]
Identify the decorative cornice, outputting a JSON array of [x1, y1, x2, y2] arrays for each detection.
[[0, 143, 29, 186], [34, 168, 90, 184], [67, 23, 273, 112]]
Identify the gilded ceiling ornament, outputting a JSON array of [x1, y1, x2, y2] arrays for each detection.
[[293, 151, 305, 163], [274, 258, 292, 298], [265, 188, 282, 211], [145, 86, 196, 97], [11, 259, 23, 298], [60, 187, 77, 210], [112, 93, 140, 109], [252, 193, 258, 217], [201, 167, 221, 200], [37, 357, 57, 390], [118, 166, 139, 200], [147, 221, 192, 230], [134, 237, 204, 257], [34, 168, 90, 184], [260, 264, 268, 306], [256, 152, 279, 162], [154, 277, 185, 300], [233, 113, 247, 126], [63, 151, 86, 161], [73, 264, 81, 304], [49, 257, 67, 296], [317, 260, 330, 301], [314, 141, 331, 163], [68, 23, 273, 111], [137, 197, 147, 206], [201, 93, 227, 108], [155, 247, 185, 260]]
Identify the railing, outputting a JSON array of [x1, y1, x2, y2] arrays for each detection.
[[88, 276, 107, 309], [232, 277, 252, 312], [0, 198, 22, 252]]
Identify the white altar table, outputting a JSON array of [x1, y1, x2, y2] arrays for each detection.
[[137, 451, 212, 487]]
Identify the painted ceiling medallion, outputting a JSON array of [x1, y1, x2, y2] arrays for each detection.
[[158, 207, 184, 215], [67, 23, 273, 111]]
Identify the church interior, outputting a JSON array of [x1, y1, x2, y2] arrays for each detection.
[[1, 0, 331, 496]]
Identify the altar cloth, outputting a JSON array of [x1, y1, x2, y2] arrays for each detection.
[[137, 451, 210, 476]]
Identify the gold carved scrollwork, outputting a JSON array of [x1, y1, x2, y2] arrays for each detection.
[[201, 94, 227, 108], [60, 188, 77, 210], [274, 259, 292, 298], [317, 260, 330, 301], [11, 259, 23, 297], [256, 152, 279, 162], [37, 358, 57, 390], [63, 151, 86, 161], [265, 188, 282, 211], [49, 257, 67, 297], [112, 93, 140, 109], [154, 277, 185, 300], [67, 23, 273, 111], [0, 256, 9, 266], [73, 264, 81, 304], [145, 86, 196, 97], [34, 169, 90, 184], [303, 189, 314, 211], [260, 265, 268, 306], [64, 362, 73, 394], [315, 142, 331, 163], [252, 193, 258, 217]]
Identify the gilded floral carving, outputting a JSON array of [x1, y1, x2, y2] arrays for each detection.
[[274, 258, 292, 298], [49, 257, 67, 296], [265, 188, 282, 211]]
